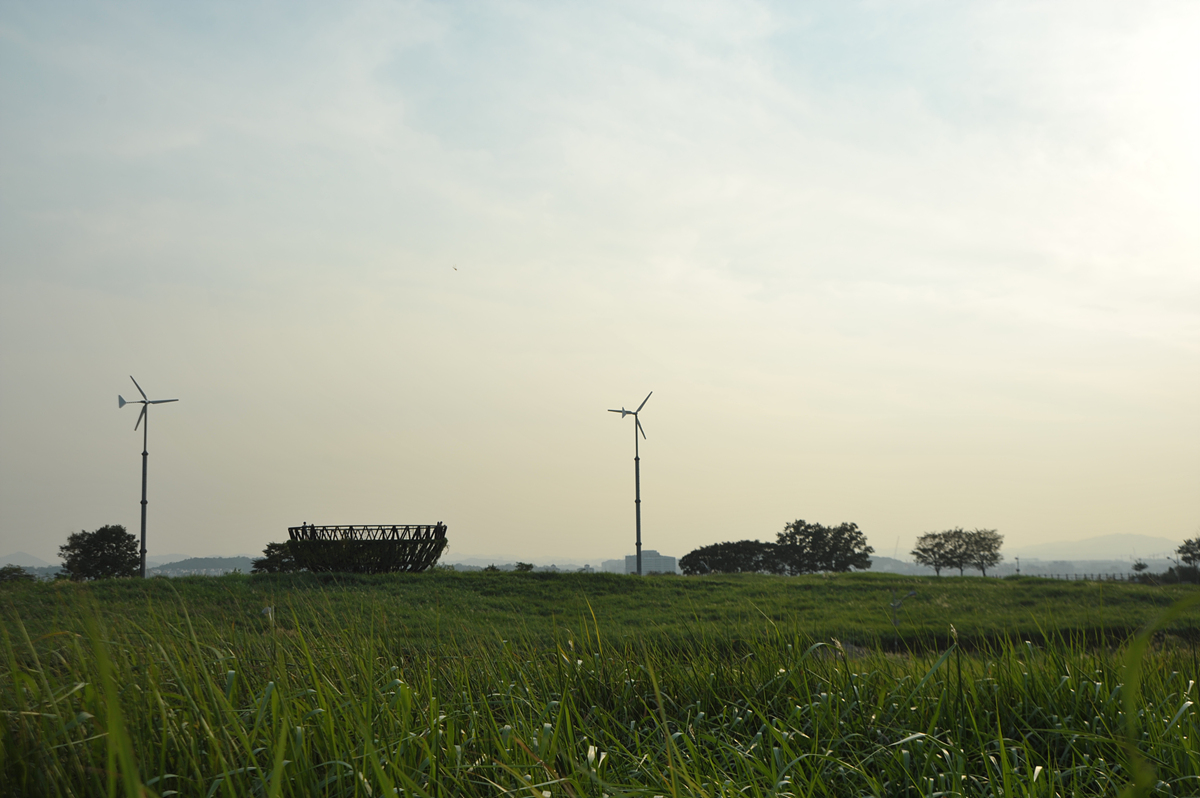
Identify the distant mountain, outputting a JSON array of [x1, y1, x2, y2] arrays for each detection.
[[145, 553, 194, 567], [442, 555, 602, 570], [0, 551, 53, 568], [869, 556, 936, 575], [445, 562, 597, 573], [1009, 534, 1182, 562], [870, 554, 1160, 578], [148, 557, 255, 576]]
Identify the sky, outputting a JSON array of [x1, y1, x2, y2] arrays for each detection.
[[1, 1, 1197, 566]]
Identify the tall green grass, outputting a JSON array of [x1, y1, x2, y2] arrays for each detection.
[[3, 576, 1199, 796], [6, 571, 1195, 651]]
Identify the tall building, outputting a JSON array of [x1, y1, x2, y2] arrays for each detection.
[[624, 550, 678, 575]]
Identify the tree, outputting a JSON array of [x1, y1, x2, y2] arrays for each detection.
[[679, 540, 776, 575], [940, 528, 971, 576], [251, 542, 301, 574], [0, 564, 35, 583], [1177, 538, 1200, 567], [910, 528, 980, 576], [1132, 560, 1149, 574], [514, 562, 534, 572], [59, 525, 139, 581], [911, 532, 954, 576], [775, 520, 873, 574], [964, 528, 1003, 577]]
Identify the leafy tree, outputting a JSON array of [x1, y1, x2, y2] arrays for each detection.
[[775, 520, 873, 574], [911, 532, 955, 576], [964, 528, 1003, 577], [483, 564, 500, 572], [58, 525, 139, 581], [1132, 560, 1149, 573], [910, 528, 978, 576], [679, 540, 776, 575], [1177, 538, 1200, 567], [940, 527, 971, 576], [0, 564, 35, 583], [514, 562, 534, 572], [251, 541, 301, 574]]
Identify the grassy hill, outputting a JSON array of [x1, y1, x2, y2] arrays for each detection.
[[6, 569, 1196, 650]]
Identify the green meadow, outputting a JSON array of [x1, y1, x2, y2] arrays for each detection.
[[3, 572, 1199, 796]]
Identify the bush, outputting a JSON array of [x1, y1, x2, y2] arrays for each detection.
[[681, 519, 874, 575], [680, 540, 776, 575], [0, 564, 35, 583]]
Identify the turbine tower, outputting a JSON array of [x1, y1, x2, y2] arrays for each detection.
[[608, 391, 652, 576], [119, 376, 178, 578]]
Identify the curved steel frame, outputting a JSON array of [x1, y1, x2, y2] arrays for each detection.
[[287, 523, 447, 573]]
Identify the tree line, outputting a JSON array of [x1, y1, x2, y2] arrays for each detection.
[[679, 520, 874, 575], [10, 523, 1200, 583]]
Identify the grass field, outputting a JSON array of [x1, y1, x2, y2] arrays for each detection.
[[3, 572, 1200, 796]]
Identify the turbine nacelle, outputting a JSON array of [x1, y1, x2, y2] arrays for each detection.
[[119, 376, 178, 428], [608, 392, 652, 437]]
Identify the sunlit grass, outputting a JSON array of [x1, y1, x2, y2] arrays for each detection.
[[2, 574, 1199, 796]]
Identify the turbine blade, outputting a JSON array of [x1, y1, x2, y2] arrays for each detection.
[[607, 409, 623, 414], [150, 399, 179, 404], [118, 395, 126, 408], [637, 418, 646, 439], [130, 376, 148, 401], [135, 405, 146, 430], [636, 391, 652, 412]]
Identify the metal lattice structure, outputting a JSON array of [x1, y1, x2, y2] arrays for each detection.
[[287, 523, 447, 574]]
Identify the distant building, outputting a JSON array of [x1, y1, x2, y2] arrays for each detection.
[[601, 559, 625, 574], [624, 550, 678, 575]]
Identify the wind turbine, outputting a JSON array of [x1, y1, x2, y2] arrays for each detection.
[[119, 376, 178, 578], [608, 391, 651, 576]]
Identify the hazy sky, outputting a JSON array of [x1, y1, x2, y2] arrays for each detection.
[[2, 1, 1197, 565]]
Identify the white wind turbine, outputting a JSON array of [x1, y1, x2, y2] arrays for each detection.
[[608, 391, 652, 576], [119, 376, 178, 578]]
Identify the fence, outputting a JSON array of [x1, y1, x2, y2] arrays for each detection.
[[1026, 573, 1139, 581]]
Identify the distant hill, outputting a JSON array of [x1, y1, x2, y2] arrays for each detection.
[[869, 554, 1163, 578], [1009, 534, 1182, 561], [0, 551, 53, 568], [869, 556, 936, 575], [145, 553, 195, 567], [442, 555, 601, 570], [149, 557, 255, 576], [445, 562, 596, 573], [19, 565, 65, 579]]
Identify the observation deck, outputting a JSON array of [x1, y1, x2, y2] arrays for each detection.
[[286, 523, 447, 573]]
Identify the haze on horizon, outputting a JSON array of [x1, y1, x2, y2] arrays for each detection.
[[1, 1, 1197, 566]]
